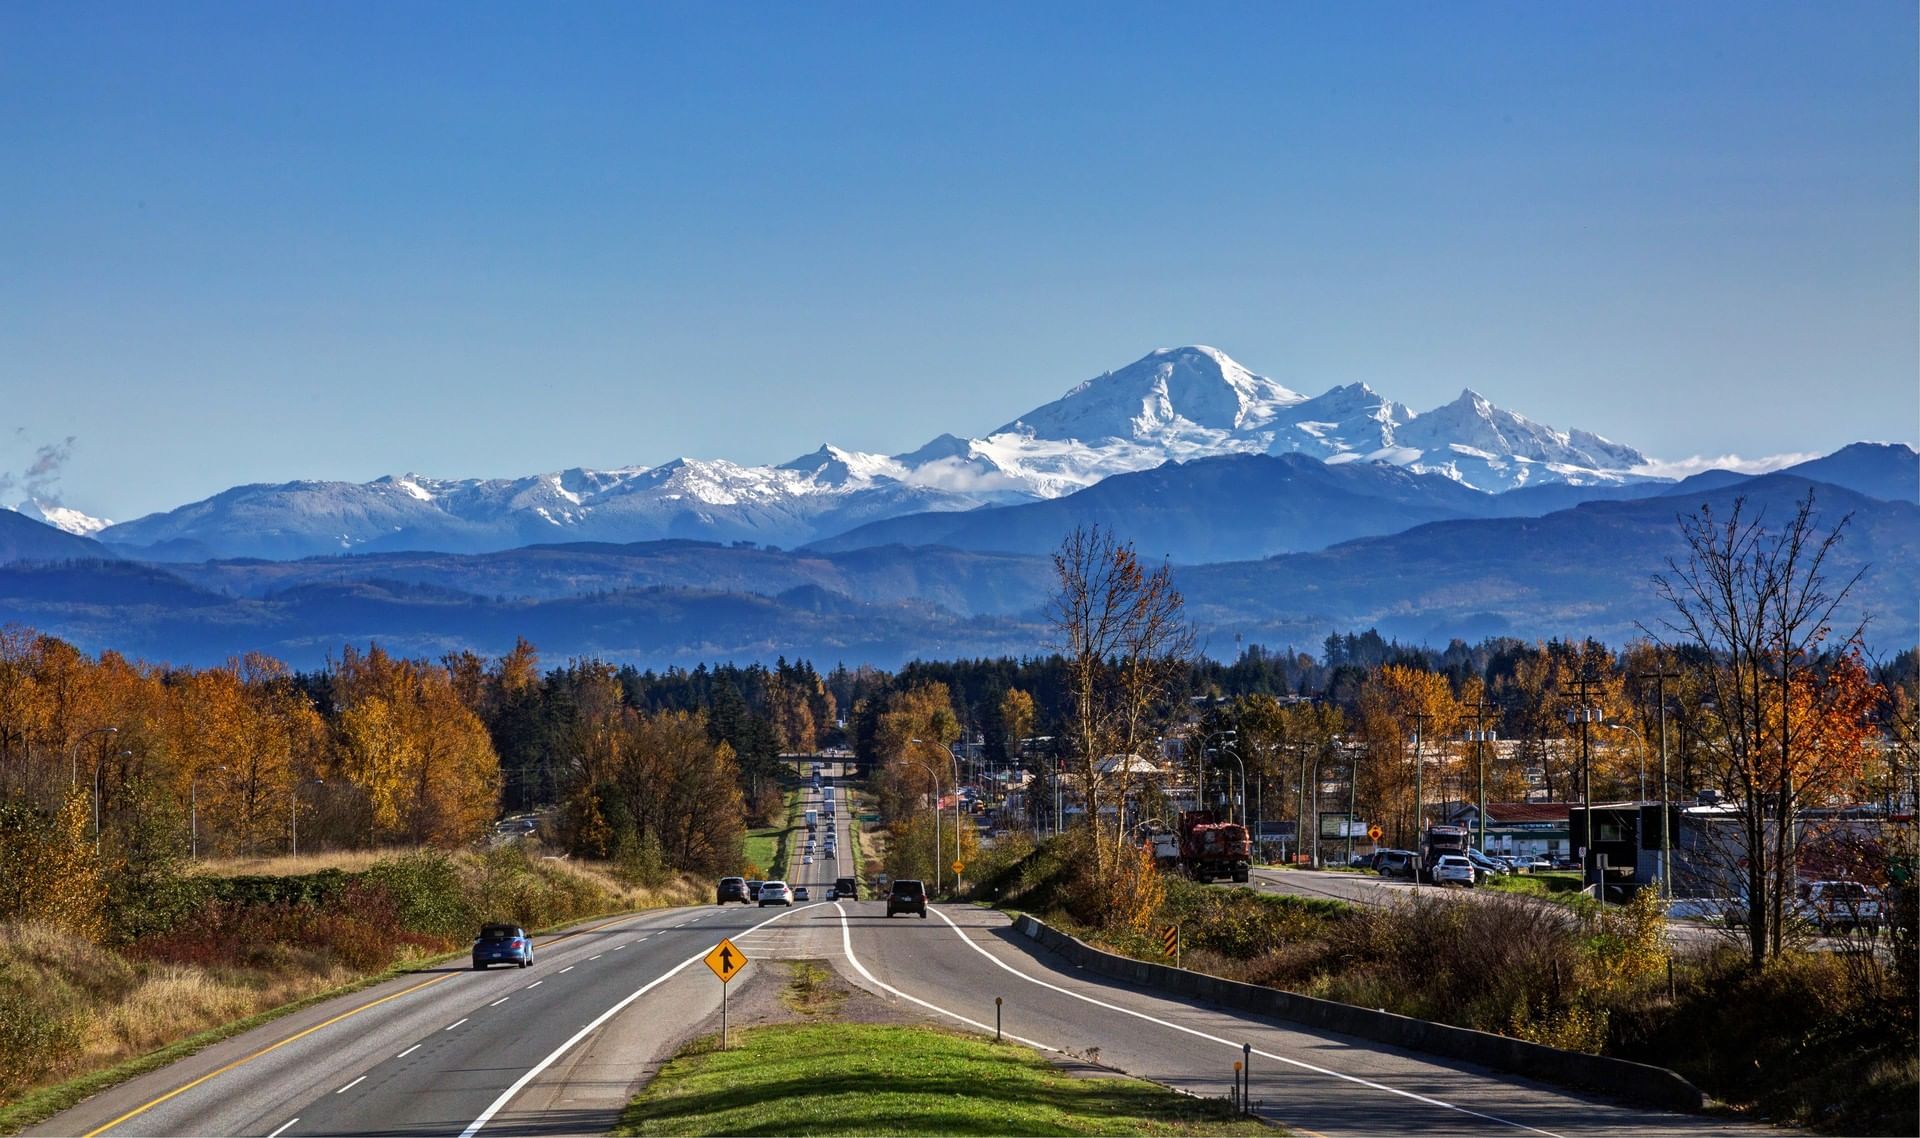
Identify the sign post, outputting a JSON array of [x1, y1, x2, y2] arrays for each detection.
[[952, 860, 965, 892], [704, 937, 749, 1048]]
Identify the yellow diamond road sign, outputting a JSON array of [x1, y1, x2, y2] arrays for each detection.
[[704, 938, 747, 983], [951, 860, 965, 875]]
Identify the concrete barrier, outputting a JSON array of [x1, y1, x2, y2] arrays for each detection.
[[1014, 914, 1707, 1112]]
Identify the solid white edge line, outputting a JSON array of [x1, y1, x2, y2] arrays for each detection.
[[396, 1044, 421, 1059], [927, 907, 1564, 1138], [264, 1118, 299, 1138], [833, 902, 1055, 1051], [334, 1075, 366, 1095], [457, 903, 822, 1138]]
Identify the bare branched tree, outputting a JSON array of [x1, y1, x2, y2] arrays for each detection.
[[1649, 489, 1867, 969], [1048, 525, 1194, 908]]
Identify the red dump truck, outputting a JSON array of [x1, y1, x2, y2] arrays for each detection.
[[1150, 810, 1252, 883]]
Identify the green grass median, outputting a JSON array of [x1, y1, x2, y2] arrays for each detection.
[[613, 1023, 1267, 1136]]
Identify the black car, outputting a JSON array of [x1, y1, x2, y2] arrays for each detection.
[[472, 924, 533, 970], [746, 879, 764, 900], [887, 879, 928, 918], [716, 876, 750, 904], [833, 875, 858, 899]]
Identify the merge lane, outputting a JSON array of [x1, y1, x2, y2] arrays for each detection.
[[835, 902, 1765, 1138]]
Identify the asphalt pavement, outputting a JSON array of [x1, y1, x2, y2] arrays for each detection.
[[40, 766, 1773, 1137]]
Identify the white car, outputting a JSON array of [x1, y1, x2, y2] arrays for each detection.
[[1431, 855, 1476, 887], [758, 880, 794, 906], [803, 855, 813, 864]]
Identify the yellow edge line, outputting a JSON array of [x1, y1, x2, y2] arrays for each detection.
[[81, 910, 647, 1137]]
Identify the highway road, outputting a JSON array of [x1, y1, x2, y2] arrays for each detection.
[[41, 763, 1768, 1137], [1237, 864, 1752, 953]]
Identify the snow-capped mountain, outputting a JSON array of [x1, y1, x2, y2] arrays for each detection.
[[97, 345, 1656, 561], [10, 499, 112, 537]]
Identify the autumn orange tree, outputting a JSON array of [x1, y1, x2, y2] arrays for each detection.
[[1652, 490, 1874, 967]]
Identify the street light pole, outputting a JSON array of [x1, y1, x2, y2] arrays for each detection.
[[1464, 698, 1499, 854], [68, 726, 118, 786], [292, 777, 323, 856], [1634, 668, 1681, 897], [190, 765, 228, 859]]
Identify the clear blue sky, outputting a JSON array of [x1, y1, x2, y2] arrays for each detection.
[[3, 1, 1914, 520]]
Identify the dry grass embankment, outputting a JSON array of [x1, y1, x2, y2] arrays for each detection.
[[0, 845, 704, 1129]]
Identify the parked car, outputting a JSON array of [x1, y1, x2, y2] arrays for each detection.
[[793, 885, 810, 902], [1466, 849, 1508, 879], [472, 924, 533, 970], [1431, 855, 1476, 887], [1375, 849, 1418, 878], [833, 876, 858, 899], [746, 879, 764, 900], [1348, 853, 1372, 868], [716, 876, 750, 905], [1801, 880, 1883, 932], [1525, 857, 1552, 872], [759, 880, 794, 907], [887, 878, 928, 918]]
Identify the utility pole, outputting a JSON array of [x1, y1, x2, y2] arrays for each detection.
[[1566, 673, 1605, 894], [1636, 667, 1681, 897], [1407, 712, 1432, 851], [1345, 740, 1357, 867], [1463, 698, 1499, 854]]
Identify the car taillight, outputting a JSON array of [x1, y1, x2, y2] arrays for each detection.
[[513, 939, 525, 948]]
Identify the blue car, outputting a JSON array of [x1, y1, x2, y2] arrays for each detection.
[[472, 924, 533, 970]]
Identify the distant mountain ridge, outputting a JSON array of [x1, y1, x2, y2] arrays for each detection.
[[96, 345, 1670, 560], [4, 468, 1910, 668]]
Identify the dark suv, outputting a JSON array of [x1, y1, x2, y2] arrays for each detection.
[[472, 924, 533, 970], [886, 879, 928, 918], [833, 876, 858, 900], [716, 876, 750, 904]]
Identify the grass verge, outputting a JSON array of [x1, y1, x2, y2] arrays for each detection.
[[612, 1023, 1266, 1136]]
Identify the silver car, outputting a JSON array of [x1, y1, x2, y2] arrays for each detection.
[[758, 880, 794, 906], [1431, 855, 1476, 887]]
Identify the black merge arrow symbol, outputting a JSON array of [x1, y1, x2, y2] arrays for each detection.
[[720, 947, 734, 972]]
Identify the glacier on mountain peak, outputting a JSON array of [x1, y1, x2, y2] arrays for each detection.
[[93, 344, 1664, 559]]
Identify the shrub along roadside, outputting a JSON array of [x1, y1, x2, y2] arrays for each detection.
[[984, 834, 1916, 1136], [0, 847, 703, 1131]]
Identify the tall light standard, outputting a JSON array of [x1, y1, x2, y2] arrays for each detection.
[[1463, 698, 1499, 854], [190, 765, 228, 859], [291, 777, 324, 857], [93, 748, 132, 853], [1565, 673, 1604, 891], [1635, 668, 1681, 897], [1194, 728, 1235, 816], [1406, 712, 1432, 849], [68, 725, 118, 785]]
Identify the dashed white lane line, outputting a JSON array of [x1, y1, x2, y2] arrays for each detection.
[[831, 903, 1054, 1051], [589, 954, 603, 960], [613, 943, 627, 950], [396, 1044, 421, 1059], [335, 1075, 366, 1094], [559, 966, 574, 973], [525, 980, 543, 989], [457, 903, 823, 1137], [265, 1118, 299, 1138], [489, 997, 510, 1007], [925, 908, 1561, 1137], [444, 1018, 468, 1031]]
